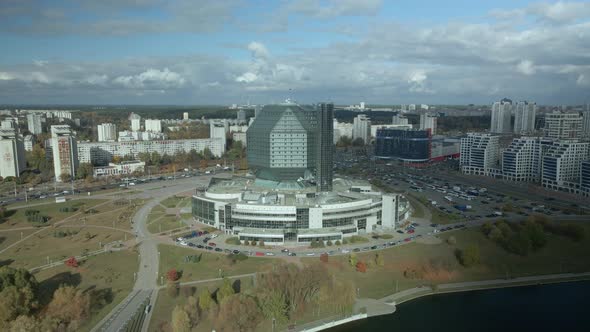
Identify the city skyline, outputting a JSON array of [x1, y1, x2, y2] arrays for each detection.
[[0, 1, 589, 105]]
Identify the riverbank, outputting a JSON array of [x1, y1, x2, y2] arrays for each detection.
[[299, 271, 590, 332]]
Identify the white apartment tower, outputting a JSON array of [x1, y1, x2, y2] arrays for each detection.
[[513, 101, 536, 134], [392, 114, 409, 125], [460, 133, 501, 176], [97, 123, 117, 142], [129, 113, 141, 132], [352, 114, 371, 144], [210, 120, 227, 152], [144, 119, 162, 133], [0, 129, 26, 178], [1, 119, 15, 130], [544, 112, 582, 140], [541, 141, 589, 193], [420, 113, 437, 135], [51, 125, 78, 182], [183, 112, 189, 121], [502, 137, 554, 182], [490, 98, 513, 134], [27, 113, 43, 134]]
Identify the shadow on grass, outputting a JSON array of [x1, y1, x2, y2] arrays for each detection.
[[37, 271, 82, 305]]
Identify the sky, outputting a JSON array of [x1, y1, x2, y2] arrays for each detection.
[[0, 0, 589, 105]]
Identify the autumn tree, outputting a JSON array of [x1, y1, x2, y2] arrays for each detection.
[[217, 278, 235, 303], [458, 245, 480, 267], [216, 294, 262, 332], [356, 261, 367, 273], [198, 288, 213, 311], [46, 285, 91, 330], [8, 315, 39, 332], [65, 256, 78, 268], [171, 305, 191, 332], [167, 268, 179, 282], [258, 291, 288, 325], [183, 296, 199, 327]]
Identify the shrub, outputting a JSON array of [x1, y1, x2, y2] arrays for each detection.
[[65, 256, 79, 268], [457, 245, 480, 267], [375, 253, 384, 267], [342, 238, 348, 245], [326, 240, 333, 246], [335, 240, 341, 246], [167, 268, 180, 282], [356, 261, 367, 273], [225, 237, 241, 245], [447, 236, 457, 245], [348, 253, 357, 267], [251, 241, 257, 246]]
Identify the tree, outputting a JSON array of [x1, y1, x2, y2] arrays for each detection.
[[171, 305, 191, 332], [65, 256, 79, 268], [458, 245, 480, 267], [348, 253, 357, 267], [258, 291, 288, 325], [9, 315, 39, 332], [0, 267, 39, 328], [60, 173, 72, 183], [217, 278, 235, 303], [336, 135, 352, 148], [167, 268, 179, 282], [505, 231, 532, 256], [46, 285, 91, 330], [198, 288, 213, 311], [76, 163, 94, 180], [375, 253, 384, 267], [356, 261, 367, 273], [217, 294, 262, 332], [352, 137, 365, 147], [446, 236, 457, 245], [183, 296, 199, 327], [523, 220, 547, 250], [201, 148, 214, 161]]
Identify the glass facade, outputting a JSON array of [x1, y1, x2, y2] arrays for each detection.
[[316, 103, 334, 191], [375, 129, 431, 161], [193, 197, 215, 225]]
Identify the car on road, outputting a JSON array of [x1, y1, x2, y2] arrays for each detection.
[[265, 252, 275, 256], [407, 229, 415, 234], [288, 252, 297, 256], [281, 248, 289, 253], [353, 248, 361, 252], [232, 249, 240, 254], [196, 244, 204, 249], [305, 252, 315, 256], [404, 238, 411, 242], [396, 230, 404, 234], [255, 252, 264, 256], [208, 242, 216, 247], [214, 248, 222, 252], [205, 246, 213, 250], [370, 245, 378, 250]]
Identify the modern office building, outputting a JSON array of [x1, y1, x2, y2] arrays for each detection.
[[51, 125, 78, 182], [247, 103, 318, 182], [26, 113, 43, 134], [581, 161, 590, 198], [77, 138, 225, 165], [392, 114, 409, 125], [460, 133, 501, 176], [502, 137, 553, 182], [0, 129, 26, 178], [420, 113, 437, 135], [491, 98, 513, 134], [544, 112, 582, 139], [97, 123, 117, 142], [375, 128, 432, 163], [316, 103, 334, 192], [192, 177, 410, 245], [513, 101, 536, 134], [541, 141, 589, 193], [144, 119, 162, 133], [352, 114, 371, 144]]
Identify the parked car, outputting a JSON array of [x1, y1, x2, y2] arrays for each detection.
[[255, 252, 264, 256], [208, 242, 216, 247]]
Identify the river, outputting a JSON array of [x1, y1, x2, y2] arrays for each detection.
[[330, 280, 590, 332]]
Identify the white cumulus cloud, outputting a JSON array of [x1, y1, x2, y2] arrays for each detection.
[[113, 68, 185, 89], [517, 60, 536, 75]]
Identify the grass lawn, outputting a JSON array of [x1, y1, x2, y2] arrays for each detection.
[[160, 196, 187, 209], [148, 215, 185, 234], [301, 224, 590, 299], [0, 199, 110, 230], [148, 277, 256, 332], [0, 229, 38, 252], [2, 226, 128, 269], [406, 195, 425, 218], [430, 208, 462, 224], [157, 244, 275, 283], [78, 199, 144, 230], [33, 249, 139, 332]]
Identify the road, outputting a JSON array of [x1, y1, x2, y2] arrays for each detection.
[[91, 178, 208, 332]]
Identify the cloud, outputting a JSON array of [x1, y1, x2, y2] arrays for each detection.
[[516, 60, 536, 75], [287, 0, 382, 18], [529, 1, 590, 23], [236, 72, 258, 83], [247, 42, 269, 59], [113, 68, 185, 89], [0, 72, 15, 80], [577, 74, 590, 86]]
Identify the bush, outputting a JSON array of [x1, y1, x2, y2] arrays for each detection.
[[356, 261, 367, 273], [227, 253, 248, 263], [251, 241, 257, 246], [167, 268, 180, 282], [447, 236, 457, 245], [65, 256, 79, 268], [457, 245, 480, 267], [225, 237, 241, 245], [342, 238, 348, 245], [349, 236, 369, 244], [326, 240, 333, 246], [335, 240, 341, 246]]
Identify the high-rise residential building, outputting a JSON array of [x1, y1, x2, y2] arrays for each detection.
[[541, 141, 589, 193], [408, 104, 416, 111], [51, 125, 78, 182], [352, 114, 371, 144], [97, 123, 117, 142], [502, 137, 554, 182], [237, 109, 247, 124], [490, 98, 513, 134], [582, 110, 590, 138], [210, 120, 227, 152], [333, 119, 353, 144], [144, 119, 162, 133], [316, 103, 334, 192], [513, 101, 536, 134], [1, 119, 15, 130], [581, 160, 590, 198], [392, 114, 409, 125], [183, 112, 189, 121], [460, 133, 501, 176], [0, 129, 26, 178], [26, 113, 43, 134], [23, 135, 34, 151], [544, 112, 582, 139], [247, 103, 318, 182], [419, 113, 437, 135], [129, 113, 141, 132]]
